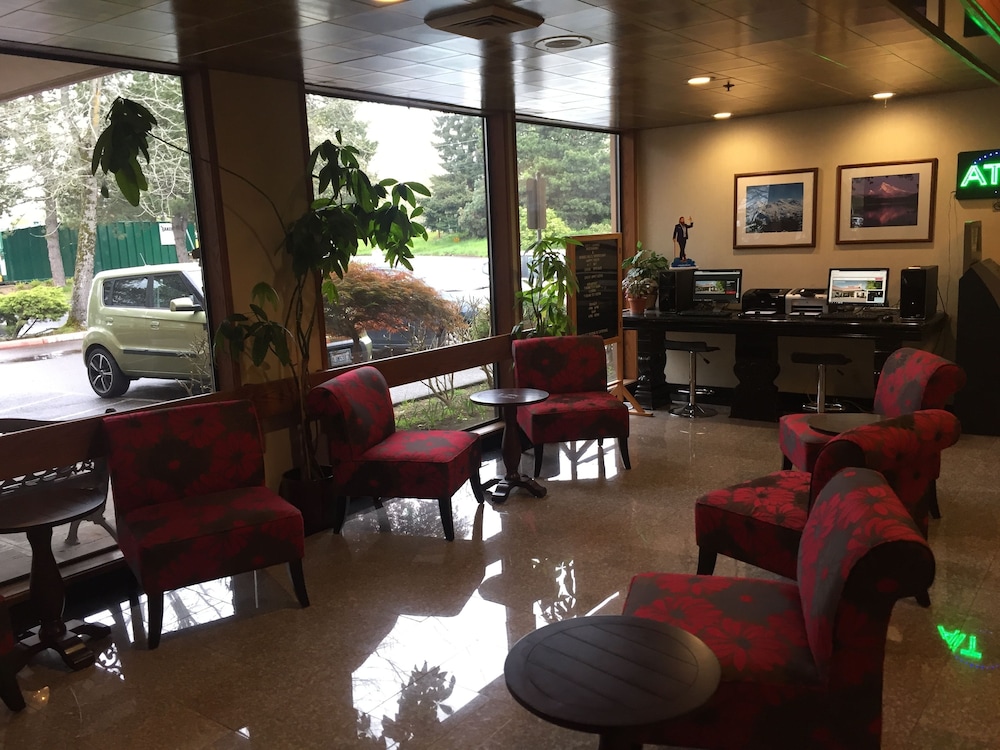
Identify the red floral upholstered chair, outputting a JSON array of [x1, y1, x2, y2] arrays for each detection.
[[0, 597, 24, 712], [103, 400, 309, 649], [696, 409, 959, 585], [624, 467, 935, 750], [511, 334, 630, 478], [307, 366, 485, 541], [779, 348, 964, 519]]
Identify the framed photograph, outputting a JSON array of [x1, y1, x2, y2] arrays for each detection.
[[836, 159, 937, 244], [733, 168, 818, 249]]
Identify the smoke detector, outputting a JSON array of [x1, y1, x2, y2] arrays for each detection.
[[425, 3, 544, 40]]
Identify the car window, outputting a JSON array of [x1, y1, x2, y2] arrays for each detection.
[[152, 273, 192, 309], [106, 276, 148, 307]]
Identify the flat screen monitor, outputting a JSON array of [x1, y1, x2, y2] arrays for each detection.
[[826, 267, 890, 307], [693, 268, 742, 303]]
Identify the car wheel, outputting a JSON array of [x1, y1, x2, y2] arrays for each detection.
[[86, 347, 130, 398]]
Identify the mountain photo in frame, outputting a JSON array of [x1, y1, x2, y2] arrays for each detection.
[[836, 159, 937, 244], [733, 168, 817, 249]]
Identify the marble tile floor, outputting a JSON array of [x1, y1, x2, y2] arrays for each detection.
[[1, 408, 998, 749]]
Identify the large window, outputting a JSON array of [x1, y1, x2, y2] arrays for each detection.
[[306, 96, 493, 430]]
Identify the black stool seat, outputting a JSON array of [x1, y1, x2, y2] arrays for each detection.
[[665, 340, 720, 418], [790, 351, 852, 413]]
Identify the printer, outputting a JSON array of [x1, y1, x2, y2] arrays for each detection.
[[785, 288, 828, 315], [741, 288, 790, 314]]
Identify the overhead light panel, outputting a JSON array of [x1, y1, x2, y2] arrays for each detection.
[[713, 112, 732, 119], [688, 76, 714, 85], [873, 92, 894, 100]]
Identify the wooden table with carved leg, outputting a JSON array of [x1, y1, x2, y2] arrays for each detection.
[[470, 387, 549, 502], [0, 484, 113, 671]]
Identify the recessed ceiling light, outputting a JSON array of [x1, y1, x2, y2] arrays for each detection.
[[688, 76, 714, 85], [534, 35, 593, 52], [873, 92, 894, 100], [713, 112, 732, 120]]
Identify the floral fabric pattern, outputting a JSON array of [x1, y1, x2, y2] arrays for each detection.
[[308, 367, 484, 541], [511, 335, 629, 469], [696, 409, 959, 580], [625, 467, 935, 750], [780, 347, 965, 472], [103, 400, 305, 596]]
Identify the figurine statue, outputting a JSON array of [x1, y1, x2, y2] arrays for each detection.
[[672, 216, 696, 267]]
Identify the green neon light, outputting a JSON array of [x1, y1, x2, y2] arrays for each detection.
[[938, 624, 984, 661], [960, 163, 1000, 188]]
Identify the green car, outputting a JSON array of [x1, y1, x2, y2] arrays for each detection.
[[83, 263, 211, 397]]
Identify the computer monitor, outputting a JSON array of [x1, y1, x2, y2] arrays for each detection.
[[826, 267, 890, 307], [693, 268, 742, 303]]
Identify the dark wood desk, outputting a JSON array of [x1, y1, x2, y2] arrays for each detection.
[[0, 484, 113, 671], [623, 311, 947, 421], [470, 387, 548, 502], [505, 615, 721, 749]]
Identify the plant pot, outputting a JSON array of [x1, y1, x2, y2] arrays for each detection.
[[626, 295, 648, 314], [278, 466, 341, 536]]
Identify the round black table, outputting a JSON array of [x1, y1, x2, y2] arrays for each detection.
[[505, 615, 721, 749], [0, 484, 112, 671], [470, 387, 548, 502], [808, 411, 883, 435]]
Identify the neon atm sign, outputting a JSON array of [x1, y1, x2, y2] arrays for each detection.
[[957, 149, 1000, 199]]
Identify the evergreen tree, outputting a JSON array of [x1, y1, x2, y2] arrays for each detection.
[[424, 114, 484, 236]]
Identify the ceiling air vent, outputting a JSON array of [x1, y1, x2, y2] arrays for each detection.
[[425, 3, 544, 40]]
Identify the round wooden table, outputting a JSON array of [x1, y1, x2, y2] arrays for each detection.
[[470, 387, 548, 502], [0, 483, 113, 671], [505, 615, 721, 749], [807, 411, 883, 435]]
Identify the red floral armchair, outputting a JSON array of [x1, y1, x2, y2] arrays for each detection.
[[696, 409, 959, 583], [0, 597, 24, 712], [624, 467, 935, 750], [307, 366, 485, 541], [511, 334, 630, 477], [779, 347, 965, 485], [103, 400, 309, 649]]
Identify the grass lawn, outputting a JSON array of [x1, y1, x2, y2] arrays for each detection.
[[357, 235, 488, 258]]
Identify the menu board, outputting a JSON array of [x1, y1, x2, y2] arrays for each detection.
[[569, 234, 621, 340]]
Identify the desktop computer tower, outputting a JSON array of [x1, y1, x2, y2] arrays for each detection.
[[900, 265, 938, 319], [657, 268, 694, 311]]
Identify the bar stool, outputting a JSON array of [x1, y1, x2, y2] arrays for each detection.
[[665, 339, 720, 418], [790, 351, 852, 413]]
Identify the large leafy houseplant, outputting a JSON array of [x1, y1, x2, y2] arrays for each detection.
[[512, 233, 581, 338], [92, 98, 430, 482]]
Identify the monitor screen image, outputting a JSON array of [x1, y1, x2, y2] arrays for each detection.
[[693, 268, 742, 302], [827, 267, 890, 306]]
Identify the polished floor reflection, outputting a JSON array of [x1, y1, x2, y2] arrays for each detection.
[[1, 409, 998, 749]]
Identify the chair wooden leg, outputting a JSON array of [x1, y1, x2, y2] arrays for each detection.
[[533, 444, 544, 478], [619, 438, 631, 470], [915, 589, 931, 608], [65, 519, 82, 545], [438, 497, 455, 541], [0, 655, 24, 712], [781, 455, 793, 471], [928, 480, 941, 520], [147, 593, 164, 650], [288, 560, 310, 608], [332, 495, 349, 533], [697, 547, 717, 575], [470, 466, 486, 504]]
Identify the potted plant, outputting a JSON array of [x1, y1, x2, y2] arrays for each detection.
[[92, 98, 430, 532], [512, 233, 581, 338], [622, 268, 656, 314], [621, 241, 671, 309]]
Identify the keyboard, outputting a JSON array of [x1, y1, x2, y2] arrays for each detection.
[[676, 308, 732, 318]]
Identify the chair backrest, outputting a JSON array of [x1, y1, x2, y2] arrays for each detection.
[[512, 334, 608, 394], [873, 347, 966, 417], [103, 399, 265, 515], [808, 409, 961, 536], [798, 467, 934, 684], [0, 418, 108, 497], [306, 366, 396, 462]]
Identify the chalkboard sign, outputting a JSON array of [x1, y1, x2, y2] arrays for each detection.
[[569, 234, 622, 340]]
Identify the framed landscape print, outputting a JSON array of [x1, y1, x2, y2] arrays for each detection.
[[835, 159, 937, 244], [733, 168, 818, 249]]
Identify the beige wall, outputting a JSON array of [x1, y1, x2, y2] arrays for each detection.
[[636, 88, 1000, 396]]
